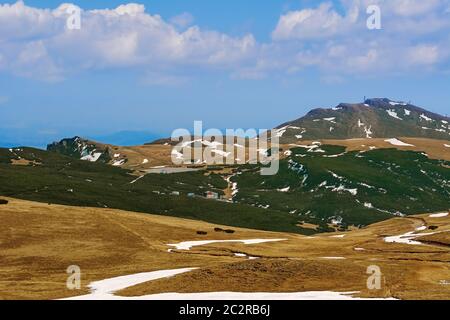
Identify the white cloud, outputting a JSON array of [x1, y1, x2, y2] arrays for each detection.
[[272, 2, 361, 40], [406, 45, 440, 66], [0, 1, 449, 81], [266, 0, 450, 75], [387, 0, 442, 17], [273, 0, 450, 40], [0, 1, 257, 81], [170, 12, 194, 29]]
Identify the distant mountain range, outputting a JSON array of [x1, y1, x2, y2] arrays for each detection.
[[275, 98, 449, 143]]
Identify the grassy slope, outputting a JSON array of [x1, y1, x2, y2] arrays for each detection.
[[1, 145, 448, 233], [1, 198, 449, 300], [231, 145, 450, 228], [0, 147, 306, 234], [279, 102, 450, 142]]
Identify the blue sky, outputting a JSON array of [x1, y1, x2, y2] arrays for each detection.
[[0, 0, 449, 147]]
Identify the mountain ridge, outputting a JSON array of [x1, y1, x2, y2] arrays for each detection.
[[275, 98, 450, 143]]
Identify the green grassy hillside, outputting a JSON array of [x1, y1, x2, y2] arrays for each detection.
[[1, 145, 448, 234], [0, 147, 308, 234], [230, 144, 450, 228]]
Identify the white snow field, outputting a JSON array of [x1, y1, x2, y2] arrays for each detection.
[[384, 138, 414, 147], [167, 238, 288, 251], [384, 230, 438, 245], [64, 267, 395, 300], [429, 212, 449, 218]]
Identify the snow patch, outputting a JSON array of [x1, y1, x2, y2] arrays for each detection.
[[323, 117, 336, 123], [130, 175, 144, 184], [384, 138, 414, 147], [429, 212, 448, 218], [64, 268, 197, 300], [167, 239, 287, 251], [363, 126, 373, 138], [364, 202, 373, 209], [386, 109, 403, 120], [329, 234, 346, 238], [276, 126, 288, 137], [112, 159, 126, 166], [389, 101, 407, 106], [65, 268, 395, 301], [81, 152, 103, 162], [384, 230, 438, 245], [420, 114, 433, 122], [332, 185, 357, 196], [323, 153, 346, 158], [234, 253, 259, 260]]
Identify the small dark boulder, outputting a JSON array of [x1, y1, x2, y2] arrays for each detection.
[[0, 199, 8, 205], [429, 226, 439, 230], [214, 227, 224, 232], [224, 229, 235, 234], [196, 231, 208, 235]]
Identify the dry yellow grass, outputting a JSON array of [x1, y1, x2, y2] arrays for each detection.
[[288, 137, 450, 161], [0, 197, 286, 299], [108, 144, 173, 169], [96, 137, 448, 173], [0, 198, 449, 300], [11, 159, 41, 166]]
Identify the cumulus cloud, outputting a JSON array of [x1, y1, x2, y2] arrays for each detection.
[[0, 1, 257, 81], [265, 0, 450, 74], [272, 2, 361, 40], [273, 0, 450, 40], [170, 12, 194, 29], [387, 0, 442, 17], [0, 1, 450, 81]]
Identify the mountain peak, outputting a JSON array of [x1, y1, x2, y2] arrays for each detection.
[[364, 98, 408, 107], [276, 98, 450, 142], [47, 136, 112, 163]]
